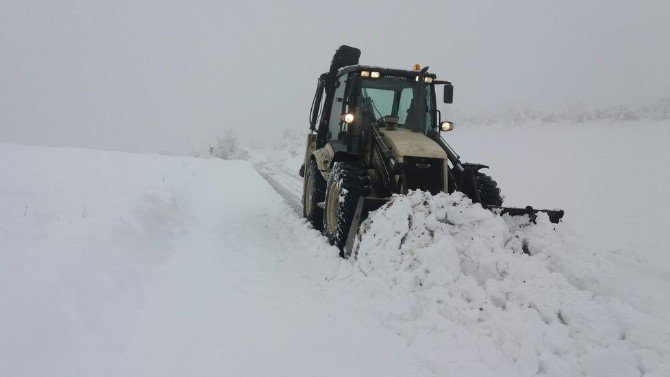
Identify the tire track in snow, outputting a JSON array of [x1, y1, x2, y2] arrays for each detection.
[[254, 162, 303, 214]]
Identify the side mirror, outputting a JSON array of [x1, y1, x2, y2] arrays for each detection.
[[443, 83, 454, 104], [439, 121, 454, 132]]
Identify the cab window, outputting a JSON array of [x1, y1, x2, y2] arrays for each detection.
[[328, 75, 348, 141], [358, 77, 434, 134]]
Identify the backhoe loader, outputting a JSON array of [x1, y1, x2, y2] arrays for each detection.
[[300, 45, 563, 257]]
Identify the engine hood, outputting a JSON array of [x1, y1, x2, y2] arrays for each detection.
[[379, 128, 448, 159]]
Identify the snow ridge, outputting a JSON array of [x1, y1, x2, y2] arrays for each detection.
[[350, 191, 670, 377], [445, 99, 670, 126]]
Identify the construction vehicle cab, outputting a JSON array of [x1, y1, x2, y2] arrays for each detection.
[[319, 66, 439, 150]]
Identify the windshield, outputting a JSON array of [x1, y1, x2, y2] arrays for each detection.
[[357, 77, 433, 133]]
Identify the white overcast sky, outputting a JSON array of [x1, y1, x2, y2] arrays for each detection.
[[1, 1, 668, 154]]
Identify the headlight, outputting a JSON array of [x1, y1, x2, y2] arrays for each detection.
[[341, 113, 355, 124], [361, 71, 370, 77], [440, 121, 454, 132], [370, 71, 380, 78]]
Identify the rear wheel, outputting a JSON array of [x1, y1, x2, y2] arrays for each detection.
[[303, 159, 326, 230], [475, 173, 503, 206], [323, 162, 370, 256]]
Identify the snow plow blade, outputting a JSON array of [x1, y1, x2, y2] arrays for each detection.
[[343, 196, 390, 256], [485, 205, 564, 224], [343, 198, 564, 256]]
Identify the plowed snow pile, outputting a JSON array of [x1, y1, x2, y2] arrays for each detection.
[[350, 191, 670, 376]]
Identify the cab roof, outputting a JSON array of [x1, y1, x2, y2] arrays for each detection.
[[336, 65, 437, 79]]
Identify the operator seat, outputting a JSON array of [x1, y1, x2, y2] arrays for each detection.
[[358, 96, 377, 129], [351, 96, 377, 152], [404, 98, 419, 131]]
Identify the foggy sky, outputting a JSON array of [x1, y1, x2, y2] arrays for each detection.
[[1, 1, 668, 154]]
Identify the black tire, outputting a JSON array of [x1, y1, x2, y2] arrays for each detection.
[[475, 173, 503, 206], [323, 162, 370, 256], [303, 159, 326, 230]]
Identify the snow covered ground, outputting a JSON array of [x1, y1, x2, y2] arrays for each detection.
[[0, 143, 432, 376], [1, 119, 669, 376]]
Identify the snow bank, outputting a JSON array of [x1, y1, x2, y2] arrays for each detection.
[[350, 190, 670, 376], [0, 143, 213, 375]]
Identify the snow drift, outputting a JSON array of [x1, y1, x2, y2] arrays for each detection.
[[350, 190, 670, 376]]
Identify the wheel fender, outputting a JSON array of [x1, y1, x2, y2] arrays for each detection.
[[311, 144, 335, 180], [300, 134, 318, 177]]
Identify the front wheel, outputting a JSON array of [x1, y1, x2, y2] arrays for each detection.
[[323, 162, 370, 257], [475, 173, 503, 206]]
